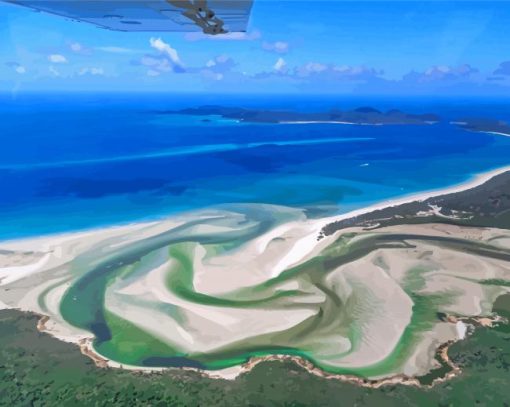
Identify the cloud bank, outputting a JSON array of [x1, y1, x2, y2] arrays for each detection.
[[48, 54, 68, 64]]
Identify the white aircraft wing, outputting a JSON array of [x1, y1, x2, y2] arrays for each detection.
[[3, 0, 253, 34]]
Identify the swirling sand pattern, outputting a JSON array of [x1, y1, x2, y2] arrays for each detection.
[[1, 203, 509, 379]]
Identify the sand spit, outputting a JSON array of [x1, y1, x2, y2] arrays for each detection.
[[279, 121, 365, 125], [315, 164, 510, 236], [484, 131, 510, 138]]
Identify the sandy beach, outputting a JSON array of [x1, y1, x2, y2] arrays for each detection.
[[317, 164, 510, 231], [485, 131, 510, 138], [1, 165, 510, 382]]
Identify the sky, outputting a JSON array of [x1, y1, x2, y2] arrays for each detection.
[[1, 0, 510, 95]]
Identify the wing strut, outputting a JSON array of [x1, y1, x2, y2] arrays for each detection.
[[167, 0, 226, 34]]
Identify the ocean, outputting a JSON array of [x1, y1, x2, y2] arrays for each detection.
[[1, 92, 510, 240]]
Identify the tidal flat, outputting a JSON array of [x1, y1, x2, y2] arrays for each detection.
[[1, 168, 510, 383]]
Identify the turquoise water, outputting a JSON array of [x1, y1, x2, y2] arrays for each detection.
[[1, 93, 510, 239]]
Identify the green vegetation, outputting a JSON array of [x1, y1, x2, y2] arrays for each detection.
[[1, 299, 509, 407], [96, 310, 180, 366], [480, 278, 510, 288]]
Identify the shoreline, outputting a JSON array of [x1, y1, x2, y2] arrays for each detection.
[[34, 309, 504, 387], [314, 164, 510, 235], [484, 131, 510, 138], [3, 164, 510, 384], [278, 120, 438, 126], [2, 164, 510, 247], [278, 120, 377, 125]]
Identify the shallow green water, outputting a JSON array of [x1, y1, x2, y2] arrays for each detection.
[[58, 211, 510, 377]]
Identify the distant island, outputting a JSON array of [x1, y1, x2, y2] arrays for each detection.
[[162, 105, 441, 125], [451, 118, 510, 137]]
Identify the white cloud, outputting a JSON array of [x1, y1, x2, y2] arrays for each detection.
[[49, 66, 60, 76], [140, 56, 161, 67], [6, 62, 27, 74], [48, 54, 68, 64], [200, 55, 236, 80], [70, 42, 83, 52], [403, 64, 479, 83], [295, 62, 328, 76], [78, 67, 105, 76], [255, 62, 383, 83], [274, 57, 287, 72], [149, 38, 183, 67], [263, 41, 289, 54], [147, 69, 160, 77], [332, 65, 382, 78], [68, 42, 93, 55], [290, 63, 382, 80], [139, 55, 174, 73], [97, 46, 138, 54]]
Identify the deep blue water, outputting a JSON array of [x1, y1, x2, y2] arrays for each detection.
[[1, 93, 510, 239]]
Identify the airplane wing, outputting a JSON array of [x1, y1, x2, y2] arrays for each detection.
[[3, 0, 253, 34]]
